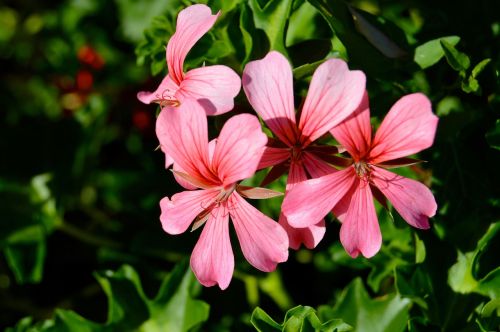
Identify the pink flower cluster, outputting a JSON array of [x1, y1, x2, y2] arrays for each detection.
[[138, 5, 439, 289]]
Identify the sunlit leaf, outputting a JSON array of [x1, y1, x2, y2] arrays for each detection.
[[448, 222, 500, 299], [248, 0, 293, 55], [319, 278, 411, 332], [251, 305, 352, 332], [440, 39, 470, 72], [414, 36, 460, 69]]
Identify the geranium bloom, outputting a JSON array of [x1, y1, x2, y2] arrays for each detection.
[[137, 4, 241, 168], [282, 93, 438, 258], [137, 4, 240, 114], [242, 51, 365, 249], [157, 99, 288, 290]]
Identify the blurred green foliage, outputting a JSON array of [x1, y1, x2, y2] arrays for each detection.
[[1, 0, 499, 331]]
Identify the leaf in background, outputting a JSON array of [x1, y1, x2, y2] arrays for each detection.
[[292, 59, 326, 80], [141, 259, 210, 332], [45, 310, 105, 332], [7, 261, 210, 331], [319, 278, 411, 332], [208, 0, 244, 13], [440, 39, 470, 72], [394, 266, 436, 311], [4, 240, 46, 285], [115, 0, 182, 43], [414, 36, 460, 69], [248, 0, 293, 55], [0, 174, 58, 284], [286, 1, 321, 47], [414, 233, 426, 264], [462, 58, 491, 94], [475, 299, 500, 332], [307, 0, 397, 77], [251, 307, 283, 332], [448, 222, 500, 299], [347, 6, 407, 58], [251, 305, 352, 332], [486, 119, 500, 151]]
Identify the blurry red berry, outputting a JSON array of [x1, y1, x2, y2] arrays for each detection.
[[76, 70, 93, 91], [77, 45, 105, 70], [133, 110, 151, 131]]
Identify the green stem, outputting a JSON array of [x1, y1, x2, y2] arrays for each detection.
[[57, 221, 122, 249]]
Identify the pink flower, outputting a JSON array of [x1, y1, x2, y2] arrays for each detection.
[[138, 4, 241, 168], [242, 51, 366, 249], [138, 4, 240, 115], [282, 92, 438, 258], [156, 99, 288, 290]]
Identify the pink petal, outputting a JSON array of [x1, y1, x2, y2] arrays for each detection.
[[190, 205, 234, 289], [282, 167, 357, 228], [159, 189, 219, 235], [369, 93, 438, 164], [302, 151, 337, 178], [339, 180, 382, 258], [280, 161, 325, 249], [137, 74, 180, 105], [330, 91, 372, 160], [161, 145, 174, 169], [258, 146, 290, 169], [371, 166, 436, 229], [298, 59, 366, 145], [212, 114, 267, 185], [167, 4, 219, 85], [229, 192, 288, 272], [179, 65, 241, 115], [331, 187, 352, 223], [173, 162, 197, 190], [156, 100, 218, 184], [155, 114, 175, 169], [279, 215, 326, 250], [242, 51, 297, 146]]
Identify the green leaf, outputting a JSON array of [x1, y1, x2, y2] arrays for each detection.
[[414, 35, 460, 69], [248, 0, 293, 55], [45, 309, 105, 332], [440, 39, 470, 72], [141, 260, 210, 332], [414, 233, 426, 264], [475, 299, 500, 331], [251, 305, 352, 332], [286, 1, 320, 47], [471, 58, 491, 78], [4, 240, 46, 284], [292, 59, 326, 79], [307, 0, 397, 77], [448, 222, 500, 299], [251, 307, 283, 332], [462, 58, 492, 94], [94, 265, 150, 329], [486, 120, 500, 151], [6, 261, 209, 331], [394, 266, 434, 310], [0, 174, 58, 284], [319, 278, 411, 332], [115, 0, 182, 42]]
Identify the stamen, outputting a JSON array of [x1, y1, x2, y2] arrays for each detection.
[[354, 161, 372, 182], [154, 89, 180, 108]]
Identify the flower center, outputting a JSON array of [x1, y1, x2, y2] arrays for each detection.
[[290, 144, 303, 162], [191, 184, 236, 232], [215, 183, 236, 203], [354, 160, 372, 181]]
